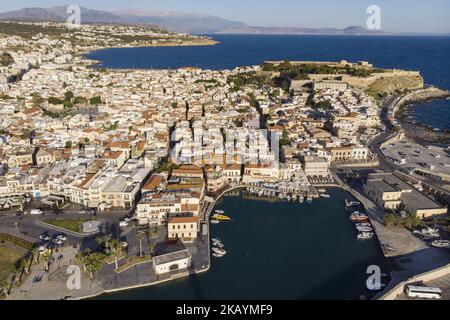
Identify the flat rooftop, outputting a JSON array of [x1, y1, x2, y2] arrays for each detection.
[[153, 249, 191, 266]]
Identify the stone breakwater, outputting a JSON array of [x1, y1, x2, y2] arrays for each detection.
[[394, 88, 450, 145], [392, 87, 450, 117]]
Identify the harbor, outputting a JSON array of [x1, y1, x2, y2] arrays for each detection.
[[98, 188, 392, 300]]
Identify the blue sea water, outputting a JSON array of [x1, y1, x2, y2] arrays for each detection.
[[87, 35, 450, 130]]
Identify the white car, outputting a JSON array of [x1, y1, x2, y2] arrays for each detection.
[[52, 238, 64, 245], [57, 235, 67, 241], [119, 221, 129, 228]]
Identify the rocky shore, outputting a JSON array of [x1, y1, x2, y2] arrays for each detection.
[[394, 88, 450, 145]]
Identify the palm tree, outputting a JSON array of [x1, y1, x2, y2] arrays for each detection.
[[85, 252, 106, 280], [31, 247, 40, 264], [76, 249, 92, 272], [1, 281, 9, 298], [20, 258, 30, 274], [109, 239, 122, 270], [136, 231, 146, 258], [14, 268, 22, 285], [41, 252, 52, 272], [96, 235, 112, 253]]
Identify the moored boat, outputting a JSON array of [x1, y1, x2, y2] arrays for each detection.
[[350, 214, 369, 222], [212, 214, 232, 221], [212, 247, 227, 255], [356, 226, 374, 232], [357, 232, 374, 240], [431, 240, 450, 248]]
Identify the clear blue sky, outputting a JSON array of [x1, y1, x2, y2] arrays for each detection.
[[1, 0, 449, 33]]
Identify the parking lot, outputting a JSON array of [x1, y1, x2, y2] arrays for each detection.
[[382, 138, 450, 177]]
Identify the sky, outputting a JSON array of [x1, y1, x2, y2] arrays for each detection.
[[1, 0, 450, 33]]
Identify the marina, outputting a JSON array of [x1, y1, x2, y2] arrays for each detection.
[[99, 188, 392, 300]]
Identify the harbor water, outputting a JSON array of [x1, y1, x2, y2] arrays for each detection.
[[98, 188, 394, 300]]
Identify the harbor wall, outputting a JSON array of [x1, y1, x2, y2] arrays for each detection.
[[377, 263, 450, 300], [392, 88, 450, 117]]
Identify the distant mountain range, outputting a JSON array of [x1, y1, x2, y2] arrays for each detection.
[[217, 25, 389, 35], [0, 6, 389, 35]]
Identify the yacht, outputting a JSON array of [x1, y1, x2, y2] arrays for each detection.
[[431, 240, 450, 249], [357, 232, 374, 240]]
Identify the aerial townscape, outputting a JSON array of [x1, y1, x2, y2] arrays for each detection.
[[0, 8, 449, 302]]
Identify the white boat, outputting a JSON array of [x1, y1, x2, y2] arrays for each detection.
[[431, 240, 450, 249], [213, 242, 224, 248], [357, 232, 374, 240], [215, 210, 225, 214], [414, 227, 440, 238], [320, 194, 331, 198], [212, 247, 227, 255], [212, 238, 222, 243], [210, 219, 220, 224], [212, 252, 225, 258], [345, 199, 361, 207], [356, 222, 372, 228], [356, 226, 374, 232]]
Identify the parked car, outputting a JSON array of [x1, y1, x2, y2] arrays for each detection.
[[52, 238, 64, 245], [56, 234, 67, 241], [30, 209, 43, 215], [119, 221, 129, 228], [39, 233, 50, 241]]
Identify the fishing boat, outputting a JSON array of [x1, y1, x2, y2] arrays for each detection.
[[357, 232, 374, 240], [350, 214, 369, 222], [212, 214, 232, 221], [431, 240, 450, 249], [212, 247, 227, 255]]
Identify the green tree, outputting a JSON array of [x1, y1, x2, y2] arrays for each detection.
[[65, 141, 72, 149], [1, 281, 9, 298], [85, 252, 106, 280], [89, 96, 102, 106], [64, 91, 74, 101]]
